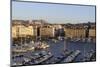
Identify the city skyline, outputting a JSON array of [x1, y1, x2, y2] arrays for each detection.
[[12, 1, 96, 24]]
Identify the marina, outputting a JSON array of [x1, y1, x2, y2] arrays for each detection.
[[12, 38, 96, 66]]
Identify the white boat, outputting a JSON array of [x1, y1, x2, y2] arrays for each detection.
[[82, 50, 95, 61], [63, 50, 80, 63]]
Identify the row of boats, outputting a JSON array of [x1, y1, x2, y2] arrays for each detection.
[[12, 50, 53, 66], [12, 37, 96, 66], [12, 41, 50, 53], [12, 49, 95, 66], [51, 37, 95, 44], [12, 50, 81, 66]]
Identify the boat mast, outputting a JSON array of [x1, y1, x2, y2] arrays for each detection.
[[64, 37, 67, 53]]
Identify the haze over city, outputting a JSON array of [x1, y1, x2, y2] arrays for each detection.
[[12, 1, 95, 24]]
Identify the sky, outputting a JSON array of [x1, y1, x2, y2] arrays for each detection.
[[12, 1, 96, 24]]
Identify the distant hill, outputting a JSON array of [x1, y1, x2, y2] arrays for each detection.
[[12, 19, 95, 29], [12, 19, 49, 25]]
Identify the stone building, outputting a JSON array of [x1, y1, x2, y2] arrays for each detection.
[[12, 20, 96, 40], [12, 25, 34, 38]]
